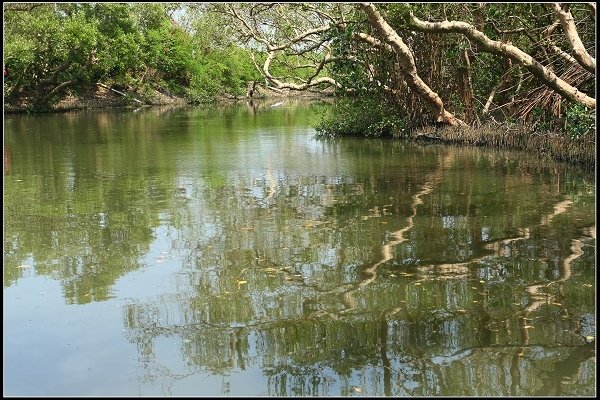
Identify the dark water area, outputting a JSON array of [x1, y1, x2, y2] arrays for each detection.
[[3, 102, 595, 396]]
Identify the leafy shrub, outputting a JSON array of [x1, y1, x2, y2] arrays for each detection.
[[315, 97, 408, 138], [564, 103, 595, 139]]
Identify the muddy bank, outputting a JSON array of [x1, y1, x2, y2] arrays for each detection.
[[4, 83, 333, 114], [4, 84, 189, 114]]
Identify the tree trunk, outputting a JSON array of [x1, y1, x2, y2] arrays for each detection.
[[407, 13, 596, 109], [360, 3, 466, 126], [550, 3, 596, 73], [246, 80, 258, 99], [37, 79, 76, 105]]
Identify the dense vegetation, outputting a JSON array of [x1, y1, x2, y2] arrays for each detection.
[[3, 3, 596, 159], [3, 3, 262, 109], [312, 3, 596, 140]]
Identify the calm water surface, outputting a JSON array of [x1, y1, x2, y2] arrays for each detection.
[[4, 102, 596, 396]]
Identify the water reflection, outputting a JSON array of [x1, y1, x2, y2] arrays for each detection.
[[3, 103, 595, 396]]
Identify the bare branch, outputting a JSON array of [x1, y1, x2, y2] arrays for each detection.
[[547, 43, 578, 65], [261, 50, 340, 91], [227, 4, 342, 93], [549, 3, 595, 73], [407, 10, 595, 108], [226, 5, 270, 48], [540, 19, 579, 66], [268, 26, 330, 52], [543, 20, 561, 37], [483, 65, 515, 114], [352, 32, 394, 52]]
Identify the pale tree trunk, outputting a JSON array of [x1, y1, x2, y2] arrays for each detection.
[[407, 12, 596, 109], [550, 3, 596, 73], [359, 3, 466, 126], [483, 59, 513, 115], [261, 51, 339, 90]]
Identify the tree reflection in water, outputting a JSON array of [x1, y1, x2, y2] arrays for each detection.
[[4, 106, 594, 396], [119, 145, 594, 396]]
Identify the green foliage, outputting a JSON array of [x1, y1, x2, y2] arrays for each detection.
[[564, 103, 595, 139], [187, 60, 225, 103], [5, 0, 596, 138], [315, 97, 408, 138], [4, 3, 263, 108], [322, 3, 595, 140], [184, 46, 261, 103]]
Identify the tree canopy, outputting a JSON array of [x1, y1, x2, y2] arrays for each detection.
[[3, 3, 262, 108], [218, 2, 595, 134], [3, 3, 596, 139]]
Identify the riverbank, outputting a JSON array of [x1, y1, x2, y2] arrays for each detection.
[[3, 84, 188, 114], [4, 90, 593, 169], [3, 83, 334, 114], [413, 123, 595, 169]]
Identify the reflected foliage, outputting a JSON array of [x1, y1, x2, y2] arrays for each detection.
[[4, 103, 595, 395]]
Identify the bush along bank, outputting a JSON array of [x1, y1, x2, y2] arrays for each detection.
[[315, 96, 595, 168], [3, 4, 263, 113]]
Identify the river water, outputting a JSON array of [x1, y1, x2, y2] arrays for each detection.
[[3, 101, 596, 396]]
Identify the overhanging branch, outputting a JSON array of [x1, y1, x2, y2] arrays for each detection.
[[549, 3, 596, 73], [406, 10, 595, 108]]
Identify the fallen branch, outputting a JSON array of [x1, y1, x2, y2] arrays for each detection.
[[37, 79, 76, 105], [96, 82, 143, 104]]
